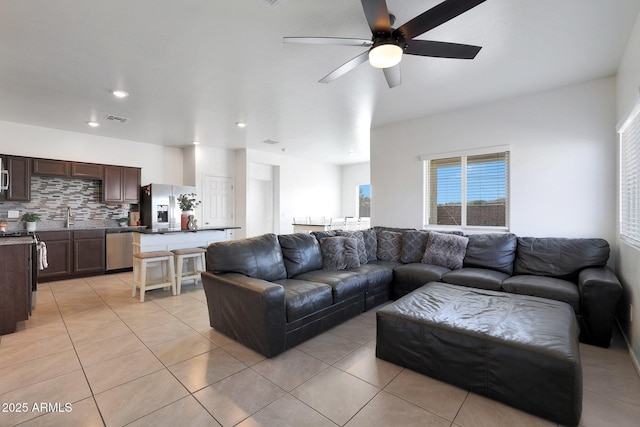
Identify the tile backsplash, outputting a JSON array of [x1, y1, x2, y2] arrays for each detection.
[[1, 176, 131, 230]]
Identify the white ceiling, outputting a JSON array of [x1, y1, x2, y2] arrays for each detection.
[[1, 0, 638, 165]]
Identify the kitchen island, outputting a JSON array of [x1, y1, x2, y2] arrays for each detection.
[[133, 226, 239, 253]]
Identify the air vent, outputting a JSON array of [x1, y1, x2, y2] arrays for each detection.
[[104, 114, 130, 124], [262, 0, 282, 6], [262, 139, 279, 145]]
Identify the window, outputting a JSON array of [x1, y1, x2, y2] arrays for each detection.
[[618, 95, 640, 247], [357, 184, 371, 217], [423, 148, 509, 229]]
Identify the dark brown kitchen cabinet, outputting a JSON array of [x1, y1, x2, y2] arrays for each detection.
[[73, 230, 105, 275], [71, 162, 103, 179], [0, 155, 31, 201], [38, 230, 105, 281], [0, 243, 31, 335], [32, 158, 71, 177], [37, 231, 72, 282], [103, 165, 140, 204]]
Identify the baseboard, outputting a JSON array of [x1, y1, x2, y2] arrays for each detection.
[[616, 319, 640, 377]]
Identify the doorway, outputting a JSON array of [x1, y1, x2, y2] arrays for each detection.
[[247, 163, 279, 237]]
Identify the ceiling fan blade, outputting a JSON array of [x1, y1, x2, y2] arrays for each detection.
[[319, 51, 370, 83], [396, 0, 486, 40], [383, 64, 401, 88], [283, 37, 372, 47], [405, 39, 481, 59], [361, 0, 391, 33]]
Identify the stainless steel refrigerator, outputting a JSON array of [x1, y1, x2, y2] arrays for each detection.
[[140, 183, 196, 229]]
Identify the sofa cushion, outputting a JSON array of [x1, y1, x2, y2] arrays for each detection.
[[393, 263, 451, 292], [401, 230, 430, 263], [377, 230, 403, 262], [337, 230, 368, 265], [422, 232, 469, 270], [361, 229, 378, 262], [294, 269, 369, 302], [274, 279, 333, 322], [320, 236, 361, 270], [346, 262, 394, 292], [278, 233, 323, 278], [514, 237, 610, 280], [441, 267, 509, 291], [463, 233, 517, 275], [206, 233, 287, 281], [502, 275, 580, 312], [311, 230, 336, 242]]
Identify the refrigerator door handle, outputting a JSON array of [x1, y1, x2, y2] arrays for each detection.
[[0, 159, 8, 191]]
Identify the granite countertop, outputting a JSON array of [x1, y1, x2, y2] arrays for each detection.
[[136, 226, 239, 234], [0, 236, 36, 246]]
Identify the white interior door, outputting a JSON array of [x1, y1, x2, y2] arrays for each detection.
[[203, 175, 234, 227]]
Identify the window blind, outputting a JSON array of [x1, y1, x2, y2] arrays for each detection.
[[620, 97, 640, 246], [425, 150, 509, 229]]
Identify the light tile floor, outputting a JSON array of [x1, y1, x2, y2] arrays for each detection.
[[0, 272, 639, 426]]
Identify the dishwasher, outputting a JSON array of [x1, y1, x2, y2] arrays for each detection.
[[106, 231, 133, 271]]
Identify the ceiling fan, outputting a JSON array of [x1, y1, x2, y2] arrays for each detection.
[[283, 0, 486, 88]]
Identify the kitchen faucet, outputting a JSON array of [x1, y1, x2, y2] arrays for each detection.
[[65, 206, 74, 228]]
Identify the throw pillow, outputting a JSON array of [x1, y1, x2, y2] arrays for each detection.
[[337, 230, 367, 265], [361, 229, 378, 262], [377, 230, 403, 262], [320, 236, 361, 270], [401, 230, 430, 263], [422, 232, 469, 270]]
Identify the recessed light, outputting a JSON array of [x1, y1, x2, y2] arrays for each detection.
[[192, 140, 200, 145], [86, 121, 99, 127], [236, 122, 247, 128], [112, 89, 129, 98]]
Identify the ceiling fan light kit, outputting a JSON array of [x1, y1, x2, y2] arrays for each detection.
[[369, 42, 403, 68], [284, 0, 486, 87]]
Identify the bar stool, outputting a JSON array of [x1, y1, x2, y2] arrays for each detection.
[[171, 247, 206, 294], [132, 251, 176, 302]]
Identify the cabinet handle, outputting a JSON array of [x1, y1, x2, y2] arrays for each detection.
[[0, 169, 8, 191]]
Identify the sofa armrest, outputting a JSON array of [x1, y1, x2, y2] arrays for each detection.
[[201, 271, 287, 357], [578, 267, 623, 347]]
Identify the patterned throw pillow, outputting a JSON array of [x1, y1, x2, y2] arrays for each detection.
[[401, 231, 430, 263], [320, 236, 361, 270], [337, 230, 367, 265], [361, 229, 378, 262], [422, 232, 469, 270], [377, 231, 403, 262]]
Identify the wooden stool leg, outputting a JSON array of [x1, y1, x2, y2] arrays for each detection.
[[139, 260, 147, 303], [176, 255, 183, 295], [132, 258, 138, 298], [169, 257, 176, 296]]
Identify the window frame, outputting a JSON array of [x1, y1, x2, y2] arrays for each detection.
[[617, 92, 640, 249], [421, 145, 510, 232]]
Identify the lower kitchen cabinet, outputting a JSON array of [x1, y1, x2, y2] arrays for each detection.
[[74, 230, 106, 275], [0, 243, 32, 335], [38, 230, 105, 282]]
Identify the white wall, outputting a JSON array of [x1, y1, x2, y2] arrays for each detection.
[[341, 162, 370, 218], [182, 145, 237, 227], [371, 77, 617, 242], [241, 149, 341, 237], [0, 121, 184, 185], [615, 11, 640, 371]]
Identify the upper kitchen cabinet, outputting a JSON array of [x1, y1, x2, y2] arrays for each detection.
[[32, 158, 70, 177], [33, 159, 103, 179], [0, 155, 31, 201], [71, 162, 103, 179], [103, 165, 141, 204]]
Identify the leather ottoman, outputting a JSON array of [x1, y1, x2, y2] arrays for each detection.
[[376, 282, 582, 426]]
